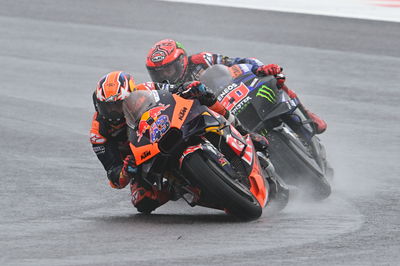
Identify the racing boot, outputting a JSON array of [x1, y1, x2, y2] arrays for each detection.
[[297, 103, 327, 134], [130, 181, 170, 214], [225, 111, 269, 152], [280, 84, 327, 134]]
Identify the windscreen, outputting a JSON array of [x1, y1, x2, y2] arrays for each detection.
[[123, 90, 159, 129], [199, 64, 234, 95]]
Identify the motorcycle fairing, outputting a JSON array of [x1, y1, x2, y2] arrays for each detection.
[[218, 123, 267, 206], [127, 91, 194, 165], [247, 144, 268, 207], [149, 115, 170, 143]]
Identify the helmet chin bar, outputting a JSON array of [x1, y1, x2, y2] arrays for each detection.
[[147, 54, 186, 84], [103, 111, 124, 125]]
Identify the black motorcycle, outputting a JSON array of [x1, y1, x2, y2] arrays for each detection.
[[200, 64, 333, 200]]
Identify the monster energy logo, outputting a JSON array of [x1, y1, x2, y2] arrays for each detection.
[[259, 128, 268, 137], [256, 85, 276, 103]]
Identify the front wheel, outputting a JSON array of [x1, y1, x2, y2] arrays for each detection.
[[182, 151, 263, 220]]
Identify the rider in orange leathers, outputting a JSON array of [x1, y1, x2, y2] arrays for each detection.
[[90, 71, 268, 213]]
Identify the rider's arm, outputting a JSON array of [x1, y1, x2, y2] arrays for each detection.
[[190, 52, 281, 76], [221, 56, 265, 73], [90, 112, 128, 189], [136, 82, 179, 93], [222, 55, 282, 77], [190, 52, 264, 73]]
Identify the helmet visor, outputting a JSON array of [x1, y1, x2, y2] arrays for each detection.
[[147, 56, 185, 83], [97, 101, 124, 124]]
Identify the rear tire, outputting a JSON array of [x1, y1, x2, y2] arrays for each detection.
[[268, 131, 331, 200], [182, 151, 263, 220]]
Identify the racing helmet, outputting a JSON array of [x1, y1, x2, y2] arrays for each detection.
[[146, 39, 188, 84], [95, 71, 136, 125]]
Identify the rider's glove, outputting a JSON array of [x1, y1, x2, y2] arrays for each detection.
[[107, 155, 138, 189], [178, 81, 207, 99], [122, 155, 138, 178], [276, 73, 286, 89], [256, 64, 282, 76]]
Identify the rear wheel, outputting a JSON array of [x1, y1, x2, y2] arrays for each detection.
[[268, 131, 331, 200], [182, 151, 262, 220]]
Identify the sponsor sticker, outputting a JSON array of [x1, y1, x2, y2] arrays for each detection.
[[93, 145, 106, 154], [256, 85, 276, 103]]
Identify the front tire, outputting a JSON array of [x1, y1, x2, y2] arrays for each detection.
[[182, 151, 263, 220]]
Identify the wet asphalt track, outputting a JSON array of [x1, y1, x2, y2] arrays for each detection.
[[0, 0, 399, 265]]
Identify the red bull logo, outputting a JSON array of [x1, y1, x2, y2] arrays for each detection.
[[137, 104, 170, 142]]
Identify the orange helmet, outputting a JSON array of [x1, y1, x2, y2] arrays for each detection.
[[146, 39, 188, 84], [95, 71, 135, 125]]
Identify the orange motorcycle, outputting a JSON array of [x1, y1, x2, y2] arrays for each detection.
[[123, 90, 287, 220]]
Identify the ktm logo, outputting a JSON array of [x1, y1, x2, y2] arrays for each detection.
[[178, 107, 188, 120], [141, 150, 151, 160], [256, 85, 276, 103]]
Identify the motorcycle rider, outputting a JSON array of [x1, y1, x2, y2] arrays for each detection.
[[90, 71, 137, 191], [145, 39, 327, 134], [90, 71, 269, 213]]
